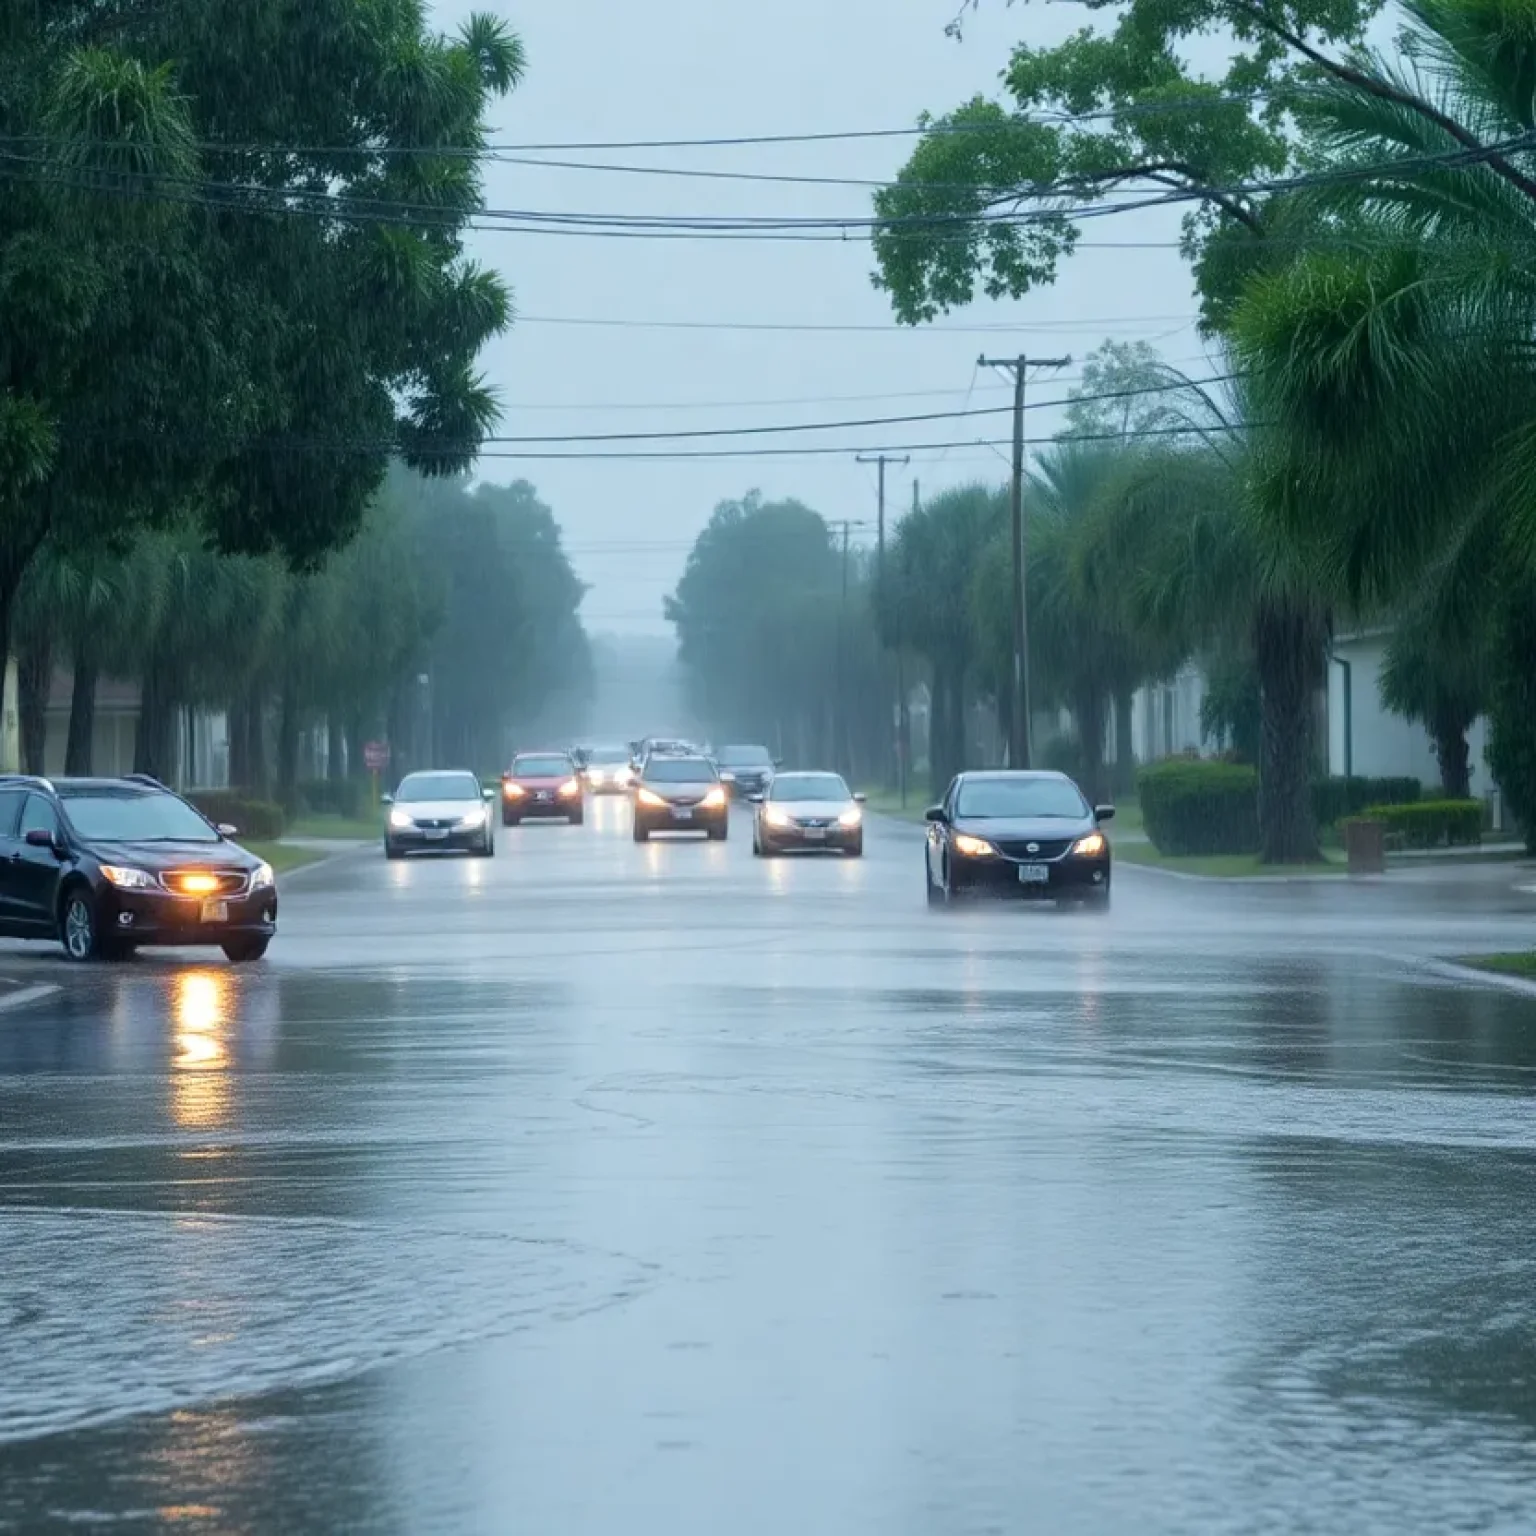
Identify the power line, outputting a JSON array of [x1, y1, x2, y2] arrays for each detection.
[[512, 311, 1191, 335]]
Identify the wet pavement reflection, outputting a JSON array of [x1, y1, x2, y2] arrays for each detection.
[[3, 800, 1536, 1533]]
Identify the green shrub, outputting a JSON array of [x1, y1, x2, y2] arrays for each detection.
[[1361, 799, 1482, 849], [1138, 759, 1259, 855], [298, 777, 369, 819], [188, 791, 286, 841], [1311, 776, 1421, 828]]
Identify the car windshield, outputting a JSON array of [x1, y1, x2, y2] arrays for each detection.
[[511, 756, 572, 778], [719, 745, 772, 767], [397, 773, 482, 803], [645, 757, 717, 784], [954, 777, 1088, 819], [588, 746, 630, 764], [770, 773, 849, 802], [60, 791, 220, 843]]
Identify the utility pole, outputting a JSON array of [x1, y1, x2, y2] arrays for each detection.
[[830, 519, 869, 778], [898, 479, 919, 808], [856, 453, 909, 793], [977, 352, 1071, 770]]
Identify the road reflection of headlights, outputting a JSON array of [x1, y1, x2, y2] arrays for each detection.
[[702, 787, 727, 809], [838, 807, 862, 828], [389, 808, 413, 829], [1071, 831, 1106, 856], [953, 833, 998, 858], [764, 805, 792, 828]]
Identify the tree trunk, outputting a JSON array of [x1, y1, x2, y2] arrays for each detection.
[[1113, 686, 1136, 798], [134, 658, 177, 780], [65, 657, 97, 775], [1432, 713, 1472, 799], [929, 665, 951, 799], [18, 637, 51, 775], [327, 716, 346, 781], [1073, 687, 1108, 803], [1254, 598, 1325, 864], [276, 677, 300, 808], [227, 694, 250, 789]]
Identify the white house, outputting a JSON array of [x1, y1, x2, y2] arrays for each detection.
[[1131, 662, 1216, 761]]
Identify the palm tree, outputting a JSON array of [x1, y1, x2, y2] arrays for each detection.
[[882, 484, 1006, 796]]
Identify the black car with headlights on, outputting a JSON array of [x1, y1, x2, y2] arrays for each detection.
[[632, 755, 729, 842], [0, 773, 277, 963], [924, 770, 1114, 909]]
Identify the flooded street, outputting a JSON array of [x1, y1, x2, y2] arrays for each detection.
[[4, 801, 1536, 1533]]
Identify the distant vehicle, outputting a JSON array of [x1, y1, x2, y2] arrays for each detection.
[[0, 773, 278, 963], [632, 754, 728, 843], [501, 751, 584, 826], [570, 745, 592, 769], [752, 771, 864, 858], [715, 743, 777, 800], [384, 770, 496, 860], [582, 743, 635, 793], [924, 770, 1113, 909]]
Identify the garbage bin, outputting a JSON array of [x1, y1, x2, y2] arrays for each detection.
[[1344, 817, 1385, 875]]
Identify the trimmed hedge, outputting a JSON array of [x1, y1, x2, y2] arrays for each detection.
[[1362, 799, 1482, 849], [187, 791, 286, 842], [297, 777, 370, 819], [1312, 776, 1421, 828], [1139, 759, 1260, 855]]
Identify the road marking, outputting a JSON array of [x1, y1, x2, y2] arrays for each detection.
[[0, 982, 60, 1013]]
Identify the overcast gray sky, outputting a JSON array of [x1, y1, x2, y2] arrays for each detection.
[[432, 1, 1205, 634]]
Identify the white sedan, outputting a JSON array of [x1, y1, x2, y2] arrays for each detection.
[[751, 771, 865, 858]]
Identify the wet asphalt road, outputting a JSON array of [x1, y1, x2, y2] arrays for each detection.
[[3, 797, 1536, 1534]]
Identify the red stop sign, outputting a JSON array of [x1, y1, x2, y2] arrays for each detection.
[[363, 740, 390, 772]]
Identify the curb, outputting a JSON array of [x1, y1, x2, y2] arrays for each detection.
[[1420, 957, 1536, 997], [275, 845, 370, 884], [1115, 860, 1349, 885]]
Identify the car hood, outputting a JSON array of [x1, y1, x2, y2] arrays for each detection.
[[767, 799, 850, 820], [951, 814, 1094, 842], [641, 781, 717, 800], [393, 799, 486, 820], [90, 839, 254, 870], [507, 776, 568, 787]]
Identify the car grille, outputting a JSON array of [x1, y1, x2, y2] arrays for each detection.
[[159, 870, 249, 897], [993, 837, 1073, 861], [795, 818, 832, 829], [414, 817, 458, 830]]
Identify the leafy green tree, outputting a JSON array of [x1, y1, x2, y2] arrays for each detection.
[[1062, 341, 1186, 444], [873, 0, 1380, 327], [0, 3, 523, 713]]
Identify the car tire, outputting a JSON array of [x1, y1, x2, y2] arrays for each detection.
[[59, 885, 103, 962], [384, 840, 402, 860], [502, 810, 519, 827], [708, 821, 728, 841], [223, 936, 271, 964], [1081, 888, 1111, 913], [846, 834, 864, 858], [633, 821, 649, 843], [925, 856, 948, 908], [571, 810, 585, 826], [477, 829, 495, 858]]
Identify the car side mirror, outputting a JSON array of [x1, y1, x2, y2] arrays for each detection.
[[773, 758, 783, 768], [720, 770, 736, 783], [853, 792, 867, 805], [924, 806, 947, 824], [747, 792, 765, 804], [482, 787, 496, 801], [380, 793, 394, 805], [1094, 804, 1116, 822], [216, 822, 239, 837], [24, 827, 57, 852]]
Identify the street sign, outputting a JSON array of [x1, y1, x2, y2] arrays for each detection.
[[363, 740, 390, 772]]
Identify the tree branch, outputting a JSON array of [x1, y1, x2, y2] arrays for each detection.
[[1228, 0, 1536, 205], [986, 159, 1264, 233]]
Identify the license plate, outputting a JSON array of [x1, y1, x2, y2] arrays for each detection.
[[1018, 864, 1050, 884], [673, 808, 693, 821], [201, 899, 229, 923], [425, 828, 448, 841], [803, 828, 826, 841], [535, 792, 550, 802]]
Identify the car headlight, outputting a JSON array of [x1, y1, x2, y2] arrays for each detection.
[[615, 766, 633, 784], [389, 808, 414, 828], [250, 861, 275, 890], [503, 782, 525, 798], [559, 778, 581, 798], [456, 807, 487, 828], [1071, 831, 1106, 856], [101, 864, 157, 890], [702, 787, 727, 809], [953, 833, 998, 858], [764, 805, 792, 828], [838, 807, 862, 828], [637, 787, 666, 809]]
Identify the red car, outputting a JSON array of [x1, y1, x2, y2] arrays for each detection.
[[501, 752, 585, 827]]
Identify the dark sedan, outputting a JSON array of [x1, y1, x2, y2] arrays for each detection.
[[632, 755, 728, 842], [715, 744, 775, 800], [924, 770, 1113, 909]]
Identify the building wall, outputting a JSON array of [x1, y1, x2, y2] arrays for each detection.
[[1132, 663, 1212, 762], [1326, 631, 1495, 798]]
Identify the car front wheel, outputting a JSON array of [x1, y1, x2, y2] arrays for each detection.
[[223, 936, 271, 963], [633, 821, 649, 843], [60, 888, 104, 962]]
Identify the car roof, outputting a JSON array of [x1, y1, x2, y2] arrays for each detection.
[[512, 750, 571, 759], [4, 775, 163, 797], [956, 769, 1072, 782]]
